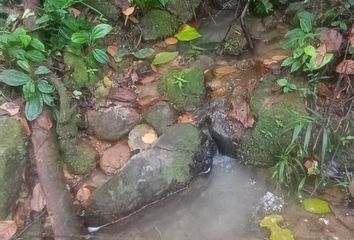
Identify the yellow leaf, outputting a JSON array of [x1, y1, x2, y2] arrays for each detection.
[[141, 131, 158, 144], [103, 76, 112, 88], [260, 214, 294, 240], [123, 6, 135, 16]]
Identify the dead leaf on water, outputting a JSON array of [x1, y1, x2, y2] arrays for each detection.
[[30, 183, 46, 212], [0, 221, 17, 240]]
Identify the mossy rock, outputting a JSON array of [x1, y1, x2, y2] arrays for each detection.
[[141, 9, 178, 40], [223, 31, 247, 56], [158, 68, 206, 112], [0, 116, 27, 218], [166, 0, 201, 23], [83, 0, 120, 21], [61, 141, 97, 175], [239, 75, 308, 167]]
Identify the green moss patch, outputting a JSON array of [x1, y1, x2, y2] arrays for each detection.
[[141, 9, 178, 40]]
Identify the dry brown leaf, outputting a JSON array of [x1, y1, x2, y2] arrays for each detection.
[[138, 97, 160, 107], [63, 168, 76, 180], [336, 60, 354, 75], [320, 29, 343, 52], [233, 101, 255, 128], [141, 131, 158, 144], [0, 102, 20, 116], [76, 186, 91, 207], [0, 221, 17, 240], [140, 76, 156, 85], [271, 55, 288, 61], [17, 116, 31, 136], [316, 43, 327, 65], [214, 66, 239, 78], [36, 110, 53, 130], [107, 45, 118, 57], [100, 143, 131, 175], [122, 6, 135, 16], [350, 26, 354, 47], [178, 112, 196, 124], [164, 37, 178, 45], [317, 83, 333, 99], [68, 7, 81, 16], [30, 184, 46, 212], [263, 59, 277, 66]]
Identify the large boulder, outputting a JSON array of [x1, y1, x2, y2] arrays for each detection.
[[158, 68, 206, 112], [87, 105, 141, 141], [141, 9, 178, 41], [166, 0, 202, 23], [0, 116, 27, 218], [85, 123, 216, 225], [143, 102, 176, 135]]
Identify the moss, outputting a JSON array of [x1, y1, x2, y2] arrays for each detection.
[[240, 75, 308, 167], [83, 0, 120, 20], [158, 68, 206, 111], [223, 31, 247, 56], [166, 0, 201, 23], [141, 9, 178, 40], [61, 141, 97, 175]]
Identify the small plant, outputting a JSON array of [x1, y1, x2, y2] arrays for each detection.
[[276, 79, 297, 93], [251, 0, 273, 16], [340, 135, 354, 146], [173, 72, 188, 92]]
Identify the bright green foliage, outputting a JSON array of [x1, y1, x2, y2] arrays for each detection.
[[134, 0, 170, 9], [303, 198, 331, 214], [251, 0, 273, 16], [175, 25, 202, 41], [260, 214, 294, 240], [141, 9, 178, 40], [276, 79, 297, 93], [152, 51, 178, 65]]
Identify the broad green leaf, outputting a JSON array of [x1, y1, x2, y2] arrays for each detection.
[[285, 28, 305, 38], [22, 81, 36, 101], [132, 48, 155, 59], [90, 24, 112, 40], [303, 198, 331, 214], [276, 79, 288, 87], [158, 0, 169, 7], [34, 66, 52, 75], [38, 80, 55, 93], [0, 69, 31, 86], [16, 60, 32, 73], [35, 14, 52, 25], [19, 35, 31, 47], [41, 93, 55, 107], [25, 94, 43, 121], [293, 48, 304, 58], [281, 57, 295, 67], [303, 123, 313, 153], [175, 25, 202, 41], [71, 32, 89, 44], [297, 11, 313, 33], [152, 51, 178, 65], [25, 50, 47, 62], [291, 61, 302, 72], [92, 48, 109, 64], [260, 214, 294, 240], [303, 45, 316, 57], [30, 38, 45, 51]]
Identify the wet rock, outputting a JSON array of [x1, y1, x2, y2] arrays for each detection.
[[83, 0, 120, 21], [349, 180, 354, 198], [158, 68, 206, 111], [189, 55, 215, 71], [86, 124, 216, 225], [213, 0, 239, 9], [166, 0, 202, 23], [100, 143, 131, 175], [331, 204, 354, 231], [143, 102, 176, 135], [223, 31, 248, 56], [141, 9, 178, 41], [257, 192, 284, 215], [62, 141, 98, 175], [263, 14, 279, 30], [208, 97, 243, 158], [128, 124, 158, 152], [87, 106, 141, 141], [0, 116, 27, 218], [240, 75, 308, 166]]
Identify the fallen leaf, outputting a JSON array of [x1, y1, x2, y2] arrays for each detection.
[[140, 76, 156, 85], [263, 59, 277, 66], [336, 60, 354, 75], [175, 24, 202, 41], [231, 100, 255, 128], [350, 26, 354, 47], [0, 102, 20, 116], [122, 6, 135, 16], [100, 143, 131, 175], [271, 55, 288, 61], [315, 43, 326, 65], [76, 186, 91, 207], [18, 116, 31, 136], [30, 184, 45, 212], [214, 66, 239, 78], [68, 7, 81, 16], [36, 110, 53, 130], [107, 45, 118, 57], [320, 29, 343, 52], [178, 112, 196, 124], [0, 221, 17, 240], [141, 131, 158, 144], [138, 97, 160, 108], [260, 215, 294, 240], [152, 51, 179, 65], [303, 198, 331, 214], [164, 37, 178, 45], [63, 168, 76, 180], [317, 83, 333, 98], [103, 76, 112, 88]]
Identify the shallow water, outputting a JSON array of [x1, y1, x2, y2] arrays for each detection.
[[94, 155, 271, 240]]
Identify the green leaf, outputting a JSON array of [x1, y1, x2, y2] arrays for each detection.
[[152, 51, 178, 65], [19, 35, 31, 47], [35, 66, 52, 75], [158, 0, 169, 7], [297, 11, 313, 33], [276, 78, 288, 87], [16, 60, 32, 73], [175, 25, 202, 41], [25, 94, 43, 121], [38, 80, 55, 93], [25, 50, 47, 62], [281, 57, 295, 67], [41, 93, 55, 107], [92, 48, 109, 64], [22, 81, 36, 101], [132, 48, 155, 59], [303, 45, 316, 57], [71, 32, 89, 44], [0, 69, 31, 86], [90, 24, 112, 40], [293, 48, 304, 58], [30, 38, 45, 51], [291, 61, 302, 72], [303, 198, 331, 214]]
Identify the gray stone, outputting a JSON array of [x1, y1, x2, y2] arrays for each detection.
[[86, 124, 216, 225], [141, 9, 178, 41], [83, 0, 120, 21], [213, 0, 239, 9], [87, 106, 141, 141], [0, 116, 27, 218], [166, 0, 202, 23], [189, 55, 215, 71], [143, 102, 176, 135], [128, 124, 157, 151]]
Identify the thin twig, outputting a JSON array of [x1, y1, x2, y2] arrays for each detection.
[[154, 226, 163, 240]]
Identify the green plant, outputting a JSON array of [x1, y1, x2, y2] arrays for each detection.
[[173, 72, 188, 92], [251, 0, 273, 16], [276, 78, 297, 93], [281, 11, 333, 73], [134, 0, 170, 10], [340, 135, 354, 146]]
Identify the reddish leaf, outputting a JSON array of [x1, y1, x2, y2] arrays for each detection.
[[0, 102, 20, 116], [30, 184, 46, 212], [350, 26, 354, 48], [0, 221, 17, 240], [320, 29, 343, 52], [140, 76, 156, 85], [178, 112, 196, 124], [76, 186, 91, 207], [336, 60, 354, 75], [316, 44, 327, 65], [107, 45, 118, 57]]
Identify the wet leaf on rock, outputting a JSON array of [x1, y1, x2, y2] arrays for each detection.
[[76, 186, 91, 207], [100, 143, 131, 175], [214, 66, 239, 78], [303, 198, 331, 214], [0, 221, 17, 240], [175, 24, 202, 41], [132, 48, 155, 59], [152, 51, 178, 65], [260, 214, 294, 240]]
